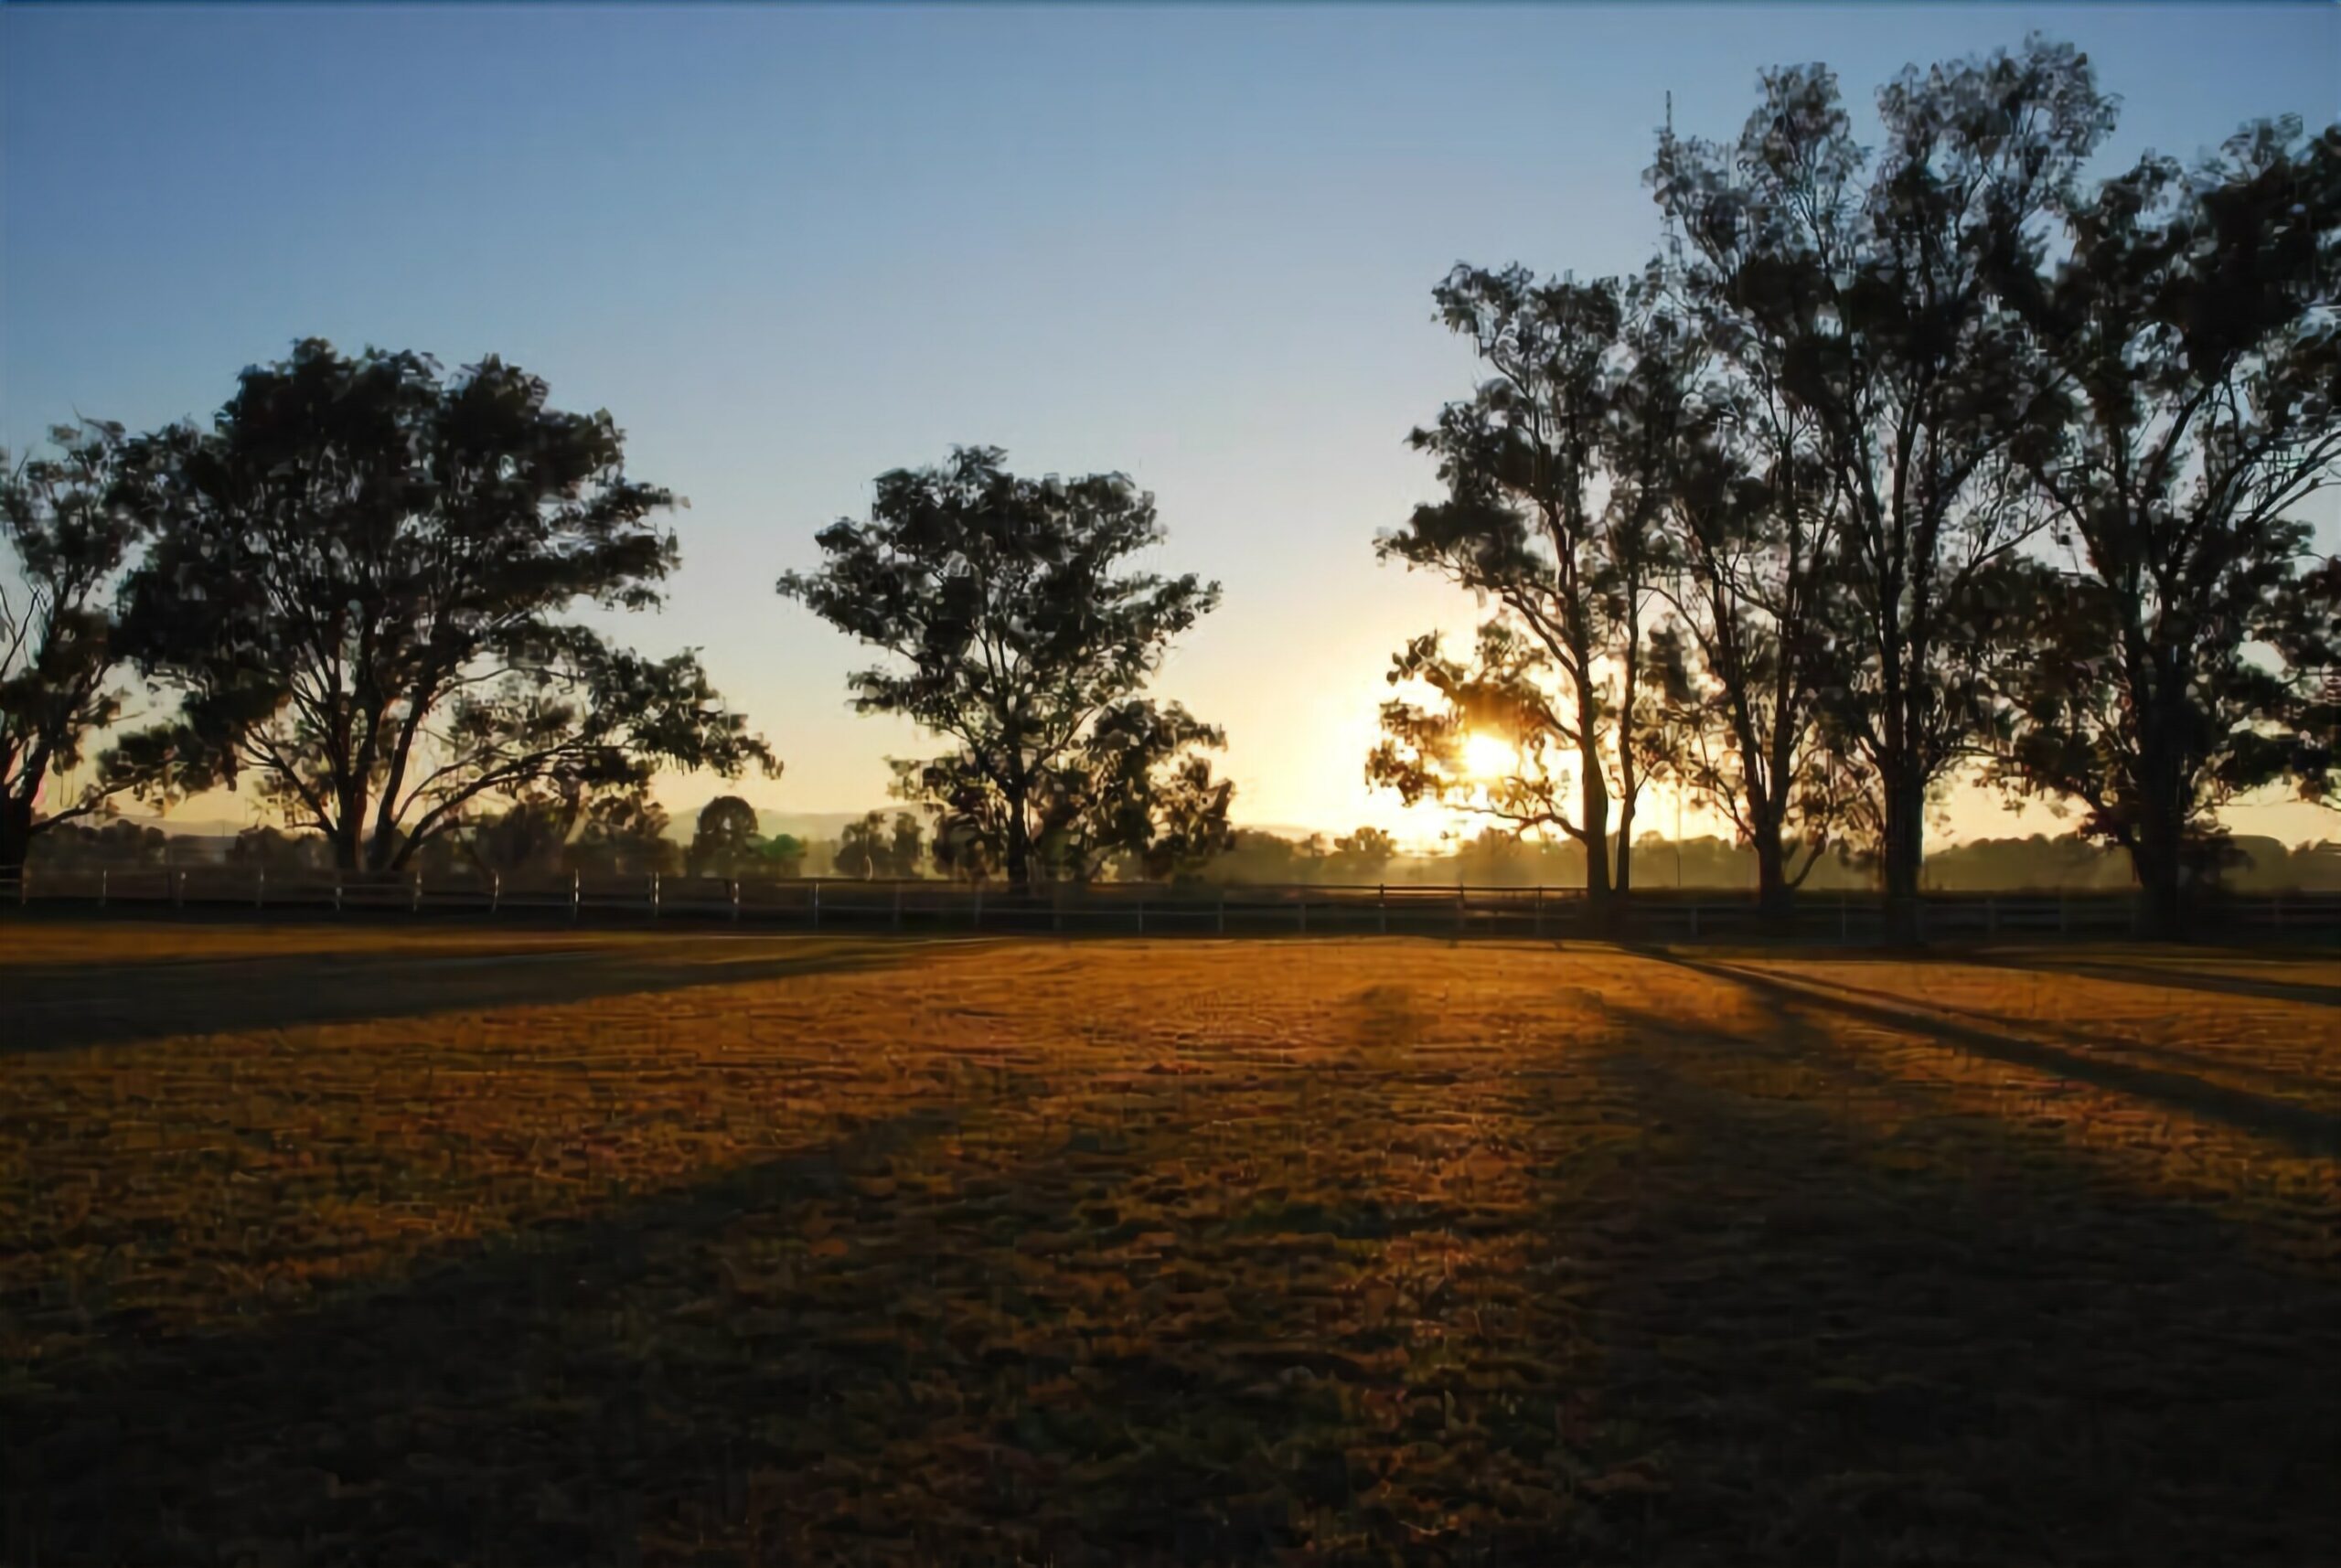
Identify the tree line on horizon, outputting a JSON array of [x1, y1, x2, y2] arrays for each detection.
[[3, 36, 2336, 937], [35, 808, 2341, 899]]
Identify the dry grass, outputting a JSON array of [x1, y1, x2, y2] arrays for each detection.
[[3, 924, 2336, 1564]]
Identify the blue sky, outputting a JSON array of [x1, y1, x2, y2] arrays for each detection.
[[6, 3, 2337, 843]]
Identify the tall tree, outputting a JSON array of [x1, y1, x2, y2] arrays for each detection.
[[1371, 268, 1673, 929], [1653, 39, 2117, 939], [1993, 120, 2341, 933], [0, 421, 139, 871], [1641, 316, 1855, 916], [781, 446, 1223, 889], [110, 341, 775, 870]]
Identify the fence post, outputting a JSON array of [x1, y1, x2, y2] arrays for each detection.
[[492, 872, 501, 915], [256, 868, 266, 911], [333, 875, 343, 915], [99, 869, 108, 910], [412, 871, 422, 914], [729, 878, 740, 923], [811, 880, 821, 931], [570, 871, 580, 923], [173, 869, 185, 910], [649, 872, 660, 921]]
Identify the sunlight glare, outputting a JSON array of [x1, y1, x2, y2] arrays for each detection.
[[1460, 730, 1518, 782]]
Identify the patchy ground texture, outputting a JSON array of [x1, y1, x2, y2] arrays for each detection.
[[3, 923, 2336, 1565]]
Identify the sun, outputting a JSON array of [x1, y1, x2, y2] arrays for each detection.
[[1460, 730, 1518, 781]]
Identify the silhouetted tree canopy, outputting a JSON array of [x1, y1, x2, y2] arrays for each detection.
[[0, 421, 139, 869], [1990, 118, 2341, 933], [1638, 266, 1857, 914], [107, 340, 775, 872], [1371, 268, 1678, 926], [781, 446, 1224, 888], [1652, 37, 2119, 938]]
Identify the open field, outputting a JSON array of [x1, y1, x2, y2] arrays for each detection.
[[5, 923, 2338, 1564]]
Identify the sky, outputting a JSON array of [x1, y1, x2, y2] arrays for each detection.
[[6, 3, 2339, 848]]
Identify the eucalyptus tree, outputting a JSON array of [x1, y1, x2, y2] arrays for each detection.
[[782, 446, 1224, 890], [1370, 267, 1676, 928], [1641, 308, 1856, 918], [0, 421, 140, 871], [1994, 119, 2341, 933], [1652, 38, 2117, 938], [110, 340, 775, 872]]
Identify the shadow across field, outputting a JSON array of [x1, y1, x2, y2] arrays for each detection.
[[1552, 989, 2341, 1563], [6, 949, 2338, 1563], [1970, 951, 2341, 1010], [2, 1103, 975, 1564], [1652, 955, 2341, 1157], [1706, 961, 2341, 1111], [0, 938, 964, 1053]]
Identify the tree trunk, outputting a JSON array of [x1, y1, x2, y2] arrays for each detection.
[[1612, 822, 1635, 944], [1753, 826, 1791, 923], [1576, 677, 1617, 937], [2128, 809, 2190, 942], [2127, 693, 2196, 942], [1004, 784, 1033, 892], [0, 795, 33, 874], [1580, 827, 1611, 934], [1880, 771, 1925, 945]]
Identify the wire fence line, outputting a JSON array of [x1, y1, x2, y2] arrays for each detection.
[[6, 865, 2340, 944]]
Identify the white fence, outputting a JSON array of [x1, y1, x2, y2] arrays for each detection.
[[5, 865, 2339, 943]]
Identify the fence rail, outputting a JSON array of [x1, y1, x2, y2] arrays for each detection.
[[5, 866, 2340, 943]]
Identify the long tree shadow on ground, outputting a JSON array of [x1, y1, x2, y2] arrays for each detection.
[[1553, 983, 2341, 1563], [6, 959, 2337, 1565], [0, 937, 957, 1053], [1650, 954, 2341, 1157], [1675, 958, 2341, 1109], [1964, 950, 2341, 1011], [2, 1103, 978, 1565]]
